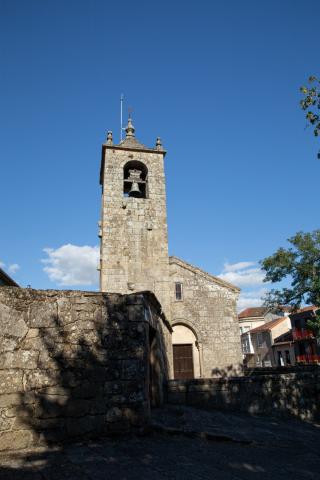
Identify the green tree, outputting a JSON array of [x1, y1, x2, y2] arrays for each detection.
[[300, 75, 320, 159], [260, 230, 320, 336]]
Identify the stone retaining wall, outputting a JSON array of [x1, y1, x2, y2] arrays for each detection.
[[167, 369, 320, 421], [0, 287, 171, 451]]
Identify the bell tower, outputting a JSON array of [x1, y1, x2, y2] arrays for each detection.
[[99, 116, 171, 318]]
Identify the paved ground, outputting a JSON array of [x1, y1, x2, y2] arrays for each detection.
[[0, 407, 320, 479]]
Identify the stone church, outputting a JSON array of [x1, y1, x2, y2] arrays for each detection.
[[99, 117, 242, 378]]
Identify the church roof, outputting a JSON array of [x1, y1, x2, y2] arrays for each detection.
[[118, 117, 149, 150], [100, 116, 165, 184], [118, 135, 149, 150], [103, 115, 165, 153], [0, 267, 19, 287], [169, 256, 240, 293]]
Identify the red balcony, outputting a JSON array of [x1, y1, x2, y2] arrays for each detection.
[[296, 354, 320, 364], [292, 328, 314, 340]]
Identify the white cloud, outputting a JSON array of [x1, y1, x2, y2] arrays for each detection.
[[0, 261, 20, 274], [218, 261, 269, 312], [218, 261, 265, 288], [237, 288, 268, 312], [8, 264, 20, 274], [42, 244, 99, 287], [222, 261, 256, 273]]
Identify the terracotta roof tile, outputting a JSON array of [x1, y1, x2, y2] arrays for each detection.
[[250, 317, 288, 333], [296, 306, 317, 313], [238, 307, 268, 319]]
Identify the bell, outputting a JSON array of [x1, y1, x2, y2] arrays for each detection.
[[129, 181, 142, 198]]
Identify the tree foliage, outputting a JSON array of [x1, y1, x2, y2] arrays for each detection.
[[260, 230, 320, 335], [300, 76, 320, 158]]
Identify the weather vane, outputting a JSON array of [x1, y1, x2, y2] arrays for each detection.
[[120, 96, 134, 141]]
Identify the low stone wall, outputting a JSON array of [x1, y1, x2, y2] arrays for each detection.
[[167, 369, 320, 421], [0, 287, 171, 451]]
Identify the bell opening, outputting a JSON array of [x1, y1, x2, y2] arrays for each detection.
[[123, 161, 148, 199]]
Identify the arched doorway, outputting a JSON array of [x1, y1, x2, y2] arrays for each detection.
[[172, 324, 201, 379]]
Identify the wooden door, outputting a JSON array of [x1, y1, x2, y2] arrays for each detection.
[[173, 344, 194, 379]]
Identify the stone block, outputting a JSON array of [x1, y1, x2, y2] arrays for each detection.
[[25, 328, 40, 339], [105, 406, 122, 423], [0, 393, 22, 408], [128, 305, 145, 322], [0, 371, 23, 394], [24, 370, 59, 391], [0, 350, 39, 370], [34, 395, 68, 418], [0, 303, 28, 337], [72, 381, 103, 399], [0, 409, 15, 431], [29, 301, 58, 328], [121, 359, 144, 380], [64, 398, 92, 417], [0, 430, 33, 451]]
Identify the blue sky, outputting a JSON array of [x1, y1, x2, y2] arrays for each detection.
[[1, 0, 319, 309]]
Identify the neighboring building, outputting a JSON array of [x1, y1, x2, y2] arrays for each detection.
[[0, 267, 19, 287], [238, 307, 281, 335], [290, 306, 320, 364], [272, 330, 295, 367], [244, 316, 291, 367], [99, 117, 242, 379]]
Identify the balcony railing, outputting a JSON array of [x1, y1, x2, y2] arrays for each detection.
[[292, 328, 314, 340], [296, 354, 320, 364]]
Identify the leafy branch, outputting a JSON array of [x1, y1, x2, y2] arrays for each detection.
[[260, 230, 320, 337], [300, 75, 320, 158]]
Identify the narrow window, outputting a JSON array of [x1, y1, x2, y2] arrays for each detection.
[[285, 350, 291, 365], [278, 351, 284, 366], [256, 332, 263, 347], [241, 335, 250, 354], [175, 282, 183, 301]]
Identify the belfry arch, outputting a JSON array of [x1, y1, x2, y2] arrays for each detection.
[[123, 160, 148, 198]]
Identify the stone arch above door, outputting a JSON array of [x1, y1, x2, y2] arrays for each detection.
[[172, 319, 203, 343]]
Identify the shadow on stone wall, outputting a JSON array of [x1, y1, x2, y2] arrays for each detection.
[[19, 310, 146, 444], [0, 289, 170, 456], [167, 363, 320, 421]]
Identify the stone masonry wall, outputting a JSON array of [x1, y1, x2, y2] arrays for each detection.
[[167, 369, 320, 421], [0, 287, 171, 451], [100, 145, 171, 323], [169, 259, 242, 377]]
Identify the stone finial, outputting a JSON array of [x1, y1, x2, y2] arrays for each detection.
[[156, 137, 163, 150], [125, 115, 135, 138], [106, 131, 113, 145]]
